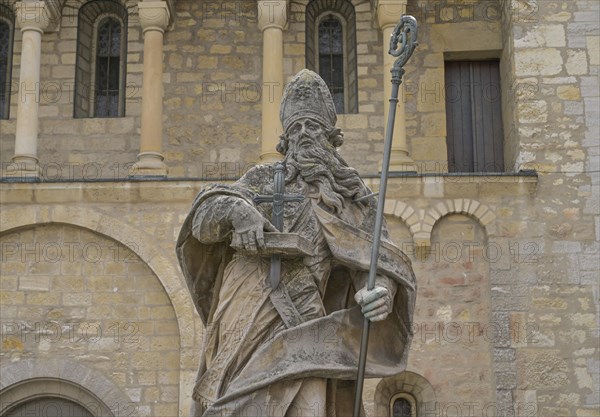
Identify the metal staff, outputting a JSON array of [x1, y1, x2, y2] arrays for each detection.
[[353, 15, 418, 417]]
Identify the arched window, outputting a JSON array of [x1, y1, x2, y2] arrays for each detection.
[[318, 14, 344, 113], [0, 3, 15, 120], [391, 393, 417, 417], [306, 0, 357, 114], [75, 0, 127, 118], [95, 16, 122, 117], [376, 372, 435, 417]]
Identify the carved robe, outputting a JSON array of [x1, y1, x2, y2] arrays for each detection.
[[176, 163, 416, 416]]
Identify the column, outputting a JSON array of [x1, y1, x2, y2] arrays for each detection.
[[131, 1, 170, 177], [377, 0, 416, 172], [258, 0, 287, 162], [10, 1, 49, 181]]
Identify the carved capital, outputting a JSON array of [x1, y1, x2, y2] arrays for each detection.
[[257, 0, 287, 31], [375, 0, 407, 30], [15, 1, 51, 33], [138, 1, 171, 33]]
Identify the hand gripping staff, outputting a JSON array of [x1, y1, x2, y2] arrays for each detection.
[[353, 15, 418, 417]]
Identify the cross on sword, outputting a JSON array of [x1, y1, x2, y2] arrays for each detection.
[[253, 161, 304, 289]]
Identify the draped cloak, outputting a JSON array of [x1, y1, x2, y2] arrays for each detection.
[[176, 163, 417, 416]]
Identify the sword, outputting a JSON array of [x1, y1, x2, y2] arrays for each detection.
[[254, 161, 304, 289], [352, 15, 418, 417]]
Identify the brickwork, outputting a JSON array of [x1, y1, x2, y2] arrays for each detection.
[[0, 0, 143, 172], [3, 169, 592, 416], [497, 1, 600, 414], [373, 213, 497, 415], [161, 0, 263, 177], [0, 0, 391, 177], [0, 223, 180, 417]]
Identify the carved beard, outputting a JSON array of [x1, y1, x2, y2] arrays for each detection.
[[284, 134, 369, 214]]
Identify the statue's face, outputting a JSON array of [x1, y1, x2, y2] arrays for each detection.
[[286, 119, 326, 151]]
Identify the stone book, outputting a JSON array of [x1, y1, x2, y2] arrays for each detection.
[[254, 232, 316, 258]]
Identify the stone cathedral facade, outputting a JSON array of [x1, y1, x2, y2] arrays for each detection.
[[0, 0, 598, 416]]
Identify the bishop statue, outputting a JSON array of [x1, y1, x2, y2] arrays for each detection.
[[177, 69, 416, 417]]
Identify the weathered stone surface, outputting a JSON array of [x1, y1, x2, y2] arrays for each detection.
[[518, 351, 569, 389], [566, 49, 589, 75], [514, 25, 566, 48], [518, 100, 549, 123], [515, 49, 564, 76], [0, 224, 181, 417]]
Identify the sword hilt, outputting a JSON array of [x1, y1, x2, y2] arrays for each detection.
[[252, 161, 305, 290]]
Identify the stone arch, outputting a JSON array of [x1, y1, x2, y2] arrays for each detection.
[[0, 204, 198, 414], [383, 199, 416, 232], [382, 199, 414, 249], [374, 371, 436, 417], [415, 198, 496, 247], [429, 199, 496, 233], [0, 359, 135, 417]]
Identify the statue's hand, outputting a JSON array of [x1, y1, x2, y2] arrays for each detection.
[[230, 201, 277, 253], [354, 284, 394, 322]]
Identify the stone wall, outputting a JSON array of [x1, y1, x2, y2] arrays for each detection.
[[161, 0, 390, 177], [0, 189, 204, 416], [0, 170, 598, 416], [162, 0, 263, 177], [0, 0, 393, 178], [498, 0, 600, 413], [368, 213, 497, 415], [2, 0, 563, 178], [0, 0, 143, 174], [0, 0, 598, 415], [0, 174, 569, 416], [0, 223, 180, 417]]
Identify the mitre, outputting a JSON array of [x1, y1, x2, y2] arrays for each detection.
[[279, 69, 337, 133]]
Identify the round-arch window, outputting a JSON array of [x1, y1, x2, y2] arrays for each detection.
[[393, 397, 412, 417], [4, 397, 94, 417], [318, 14, 344, 114], [95, 17, 123, 117]]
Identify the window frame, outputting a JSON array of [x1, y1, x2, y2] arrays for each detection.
[[90, 12, 127, 117], [0, 4, 15, 120], [305, 0, 358, 114], [314, 11, 349, 114], [74, 0, 128, 119], [444, 59, 505, 173]]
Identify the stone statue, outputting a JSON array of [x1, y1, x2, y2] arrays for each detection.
[[177, 69, 416, 417]]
